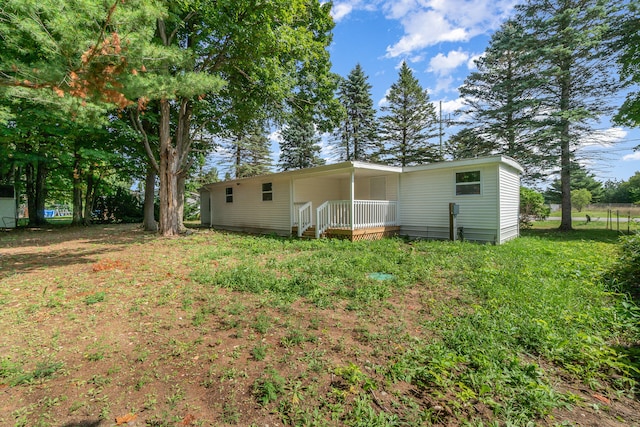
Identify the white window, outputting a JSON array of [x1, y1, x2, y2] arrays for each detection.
[[455, 171, 481, 195], [225, 187, 233, 203]]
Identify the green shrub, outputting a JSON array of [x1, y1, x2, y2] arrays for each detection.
[[520, 187, 550, 228], [608, 233, 640, 299]]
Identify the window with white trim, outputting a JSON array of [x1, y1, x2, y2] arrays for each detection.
[[455, 171, 481, 195], [262, 182, 273, 201], [225, 187, 233, 203]]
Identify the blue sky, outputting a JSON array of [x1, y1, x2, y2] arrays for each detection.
[[323, 0, 640, 184]]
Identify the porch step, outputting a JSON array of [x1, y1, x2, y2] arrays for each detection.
[[292, 226, 321, 239]]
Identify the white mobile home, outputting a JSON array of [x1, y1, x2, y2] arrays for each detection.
[[200, 156, 523, 244]]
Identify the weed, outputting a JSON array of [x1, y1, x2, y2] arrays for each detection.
[[12, 361, 64, 385], [252, 313, 272, 334], [84, 291, 106, 305], [251, 344, 268, 361], [253, 370, 285, 405], [222, 395, 241, 424]]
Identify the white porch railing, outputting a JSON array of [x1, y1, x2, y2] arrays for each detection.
[[316, 200, 398, 238], [354, 200, 398, 229], [295, 201, 313, 237]]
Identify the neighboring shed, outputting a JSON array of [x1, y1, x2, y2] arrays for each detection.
[[200, 156, 523, 244], [0, 185, 17, 229]]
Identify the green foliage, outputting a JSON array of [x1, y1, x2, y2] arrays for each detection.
[[613, 2, 640, 128], [253, 370, 285, 405], [571, 188, 592, 212], [336, 64, 379, 161], [92, 188, 142, 223], [453, 20, 544, 181], [84, 292, 106, 305], [226, 122, 273, 179], [378, 61, 440, 166], [520, 187, 550, 228], [545, 165, 604, 204], [279, 115, 325, 171], [607, 233, 640, 299]]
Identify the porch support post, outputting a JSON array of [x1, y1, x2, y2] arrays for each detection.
[[290, 178, 295, 229], [350, 170, 355, 231], [396, 174, 401, 226]]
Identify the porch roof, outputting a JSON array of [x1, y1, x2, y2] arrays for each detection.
[[200, 161, 402, 190]]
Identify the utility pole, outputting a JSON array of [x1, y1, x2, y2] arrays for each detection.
[[439, 100, 443, 157]]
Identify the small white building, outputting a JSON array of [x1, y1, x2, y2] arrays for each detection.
[[200, 155, 523, 244], [0, 185, 17, 229]]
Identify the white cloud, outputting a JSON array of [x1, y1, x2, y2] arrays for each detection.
[[580, 127, 627, 148], [428, 49, 470, 76], [384, 0, 517, 58], [331, 2, 355, 22], [439, 98, 465, 114], [386, 10, 468, 57], [622, 151, 640, 161], [432, 75, 454, 94], [378, 88, 391, 107]]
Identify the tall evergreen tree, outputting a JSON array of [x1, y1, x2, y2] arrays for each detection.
[[516, 0, 620, 230], [336, 64, 379, 161], [613, 1, 640, 130], [453, 20, 545, 180], [227, 122, 272, 179], [378, 62, 440, 166], [279, 116, 325, 170]]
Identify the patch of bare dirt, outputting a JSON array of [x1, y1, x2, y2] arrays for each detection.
[[0, 224, 638, 426]]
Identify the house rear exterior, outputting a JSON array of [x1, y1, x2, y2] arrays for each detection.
[[200, 155, 523, 244]]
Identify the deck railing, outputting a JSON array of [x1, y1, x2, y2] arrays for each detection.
[[354, 200, 398, 229], [296, 201, 313, 237], [316, 200, 398, 238]]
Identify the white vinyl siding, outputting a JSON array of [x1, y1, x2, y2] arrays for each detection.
[[200, 189, 211, 225], [497, 164, 521, 243], [209, 177, 290, 234], [400, 165, 499, 242]]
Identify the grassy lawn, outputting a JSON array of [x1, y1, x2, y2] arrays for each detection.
[[0, 224, 638, 426]]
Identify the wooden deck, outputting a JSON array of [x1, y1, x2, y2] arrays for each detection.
[[292, 225, 400, 241]]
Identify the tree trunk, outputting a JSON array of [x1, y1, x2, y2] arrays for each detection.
[[71, 155, 83, 225], [35, 161, 47, 225], [82, 171, 95, 226], [158, 99, 181, 236], [177, 174, 187, 233], [142, 166, 158, 232], [25, 163, 36, 226]]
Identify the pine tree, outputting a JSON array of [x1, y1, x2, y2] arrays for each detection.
[[336, 64, 379, 161], [613, 2, 640, 129], [453, 20, 545, 180], [279, 115, 325, 170], [378, 62, 440, 166], [228, 123, 272, 179], [515, 0, 620, 231]]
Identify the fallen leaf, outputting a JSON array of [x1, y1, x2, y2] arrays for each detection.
[[592, 393, 610, 404], [115, 413, 138, 425], [181, 413, 196, 425]]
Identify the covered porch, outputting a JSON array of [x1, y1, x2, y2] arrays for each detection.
[[290, 163, 401, 240]]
